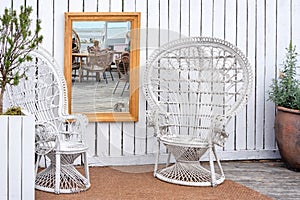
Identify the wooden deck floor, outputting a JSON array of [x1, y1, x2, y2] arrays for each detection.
[[222, 160, 299, 200]]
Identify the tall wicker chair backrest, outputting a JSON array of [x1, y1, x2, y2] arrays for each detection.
[[143, 37, 252, 187], [5, 48, 90, 194]]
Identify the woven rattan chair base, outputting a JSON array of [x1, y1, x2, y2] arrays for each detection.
[[36, 164, 90, 193], [155, 162, 225, 187]]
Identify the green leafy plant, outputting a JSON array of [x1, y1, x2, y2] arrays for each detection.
[[0, 6, 43, 114], [3, 106, 23, 115], [268, 41, 300, 110]]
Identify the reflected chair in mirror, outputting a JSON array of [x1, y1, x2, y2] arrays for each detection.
[[72, 30, 81, 80], [6, 48, 91, 194], [113, 52, 130, 96], [82, 49, 114, 83], [143, 37, 252, 186]]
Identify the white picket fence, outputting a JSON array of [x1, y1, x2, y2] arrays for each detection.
[[3, 0, 300, 166], [0, 115, 35, 200]]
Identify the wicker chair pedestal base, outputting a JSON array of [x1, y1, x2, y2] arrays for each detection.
[[155, 161, 225, 187], [35, 153, 90, 194]]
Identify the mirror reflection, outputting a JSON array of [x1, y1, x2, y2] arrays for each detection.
[[71, 21, 131, 113], [64, 12, 140, 122]]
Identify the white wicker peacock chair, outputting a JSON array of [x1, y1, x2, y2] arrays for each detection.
[[6, 48, 90, 194], [143, 37, 252, 186]]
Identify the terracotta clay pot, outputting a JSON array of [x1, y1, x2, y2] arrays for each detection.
[[275, 106, 300, 171]]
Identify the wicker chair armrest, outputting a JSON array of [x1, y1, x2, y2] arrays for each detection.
[[146, 110, 170, 137], [212, 115, 230, 146], [59, 113, 89, 142], [35, 121, 58, 155]]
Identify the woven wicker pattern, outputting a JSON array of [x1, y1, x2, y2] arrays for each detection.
[[6, 48, 90, 194], [143, 37, 252, 186]]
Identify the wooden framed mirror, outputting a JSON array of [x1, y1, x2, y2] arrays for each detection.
[[64, 12, 140, 122]]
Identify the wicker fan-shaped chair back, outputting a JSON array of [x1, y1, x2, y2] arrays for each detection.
[[6, 48, 90, 194], [143, 37, 252, 187]]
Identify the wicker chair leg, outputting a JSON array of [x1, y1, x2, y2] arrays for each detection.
[[83, 152, 90, 183], [209, 147, 217, 187], [154, 140, 161, 177], [55, 153, 61, 194], [213, 146, 225, 178]]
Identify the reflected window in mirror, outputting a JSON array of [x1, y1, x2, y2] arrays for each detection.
[[64, 12, 140, 122]]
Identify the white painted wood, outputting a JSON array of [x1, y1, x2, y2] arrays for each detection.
[[201, 0, 213, 37], [246, 0, 257, 150], [22, 116, 35, 200], [97, 123, 109, 156], [265, 0, 277, 150], [53, 0, 68, 68], [236, 0, 248, 151], [134, 0, 147, 156], [213, 0, 225, 39], [39, 0, 54, 54], [9, 117, 22, 200], [0, 115, 35, 200], [84, 0, 98, 12], [98, 0, 110, 12], [255, 0, 266, 150], [189, 0, 201, 36], [0, 117, 8, 200]]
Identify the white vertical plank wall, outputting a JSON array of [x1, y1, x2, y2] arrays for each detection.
[[0, 116, 35, 200], [4, 0, 300, 166]]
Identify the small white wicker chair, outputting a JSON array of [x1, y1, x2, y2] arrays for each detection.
[[143, 37, 252, 187], [6, 48, 90, 194]]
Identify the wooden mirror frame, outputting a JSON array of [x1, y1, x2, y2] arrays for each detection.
[[64, 12, 140, 122]]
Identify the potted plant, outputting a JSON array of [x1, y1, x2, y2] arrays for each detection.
[[268, 41, 300, 171], [0, 5, 43, 113], [0, 6, 43, 200]]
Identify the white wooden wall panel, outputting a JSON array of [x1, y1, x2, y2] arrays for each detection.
[[0, 116, 35, 200], [246, 0, 256, 150], [265, 0, 276, 150], [3, 0, 299, 166]]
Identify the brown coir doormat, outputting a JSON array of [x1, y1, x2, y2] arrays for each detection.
[[35, 166, 272, 200]]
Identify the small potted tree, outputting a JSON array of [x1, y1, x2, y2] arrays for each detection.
[[268, 41, 300, 171], [0, 6, 43, 113], [0, 6, 43, 199]]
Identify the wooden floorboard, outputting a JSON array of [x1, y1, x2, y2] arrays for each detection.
[[222, 160, 300, 200]]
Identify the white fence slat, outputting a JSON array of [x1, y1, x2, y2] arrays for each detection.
[[84, 0, 98, 12], [246, 0, 256, 150], [69, 0, 83, 12], [213, 0, 225, 39], [122, 122, 135, 155], [86, 123, 96, 156], [53, 0, 68, 68], [201, 0, 213, 37], [8, 117, 22, 200], [0, 117, 8, 200], [255, 0, 266, 150], [134, 0, 147, 156], [235, 0, 247, 150], [189, 0, 201, 37], [110, 0, 122, 12], [169, 0, 181, 40], [22, 116, 35, 200], [180, 0, 190, 37], [97, 123, 109, 157], [98, 0, 110, 12], [124, 0, 136, 11], [264, 0, 277, 149], [109, 123, 122, 156], [39, 0, 54, 53]]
